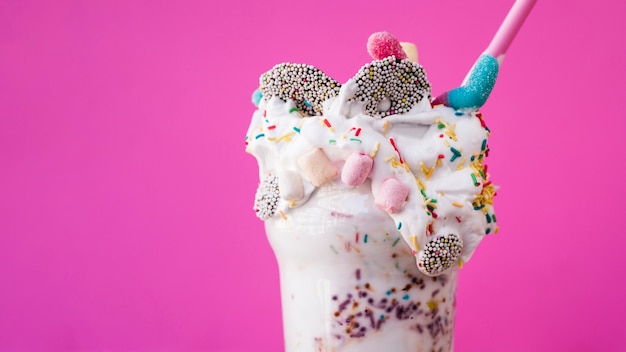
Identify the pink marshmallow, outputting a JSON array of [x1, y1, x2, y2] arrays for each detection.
[[375, 178, 409, 214], [341, 153, 373, 187], [367, 32, 408, 60]]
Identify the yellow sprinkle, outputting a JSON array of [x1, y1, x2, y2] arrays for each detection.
[[383, 120, 389, 131], [268, 132, 295, 143], [370, 142, 380, 158], [457, 259, 464, 269], [495, 226, 500, 234], [436, 159, 442, 168], [452, 201, 464, 207], [426, 299, 438, 311], [342, 135, 347, 140], [445, 123, 458, 141], [289, 200, 297, 208], [415, 177, 426, 191], [384, 155, 395, 162], [444, 139, 450, 147], [278, 210, 287, 220], [410, 235, 420, 251], [456, 157, 466, 170], [420, 161, 434, 179]]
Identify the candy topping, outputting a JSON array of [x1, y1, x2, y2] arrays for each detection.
[[254, 174, 280, 220], [418, 233, 463, 275], [260, 63, 341, 116], [367, 31, 408, 60]]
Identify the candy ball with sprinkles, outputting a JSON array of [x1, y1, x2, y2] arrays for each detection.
[[348, 56, 431, 118], [254, 174, 280, 220], [259, 63, 341, 116], [418, 233, 463, 276]]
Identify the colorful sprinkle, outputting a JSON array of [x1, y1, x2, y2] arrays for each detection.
[[389, 138, 404, 164], [449, 147, 461, 162]]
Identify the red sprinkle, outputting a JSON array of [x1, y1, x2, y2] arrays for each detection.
[[389, 137, 404, 164], [355, 232, 359, 243], [323, 119, 332, 128], [438, 154, 445, 159], [267, 125, 276, 130], [456, 216, 462, 223], [263, 110, 267, 117], [355, 128, 361, 136]]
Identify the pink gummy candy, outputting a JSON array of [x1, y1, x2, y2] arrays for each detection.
[[367, 32, 407, 60]]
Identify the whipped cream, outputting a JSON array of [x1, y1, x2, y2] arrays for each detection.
[[246, 68, 497, 276]]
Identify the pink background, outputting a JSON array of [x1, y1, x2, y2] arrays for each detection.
[[1, 0, 625, 351]]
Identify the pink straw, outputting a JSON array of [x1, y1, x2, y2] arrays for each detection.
[[485, 0, 538, 58]]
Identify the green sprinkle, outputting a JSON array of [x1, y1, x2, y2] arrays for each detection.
[[437, 123, 446, 129], [481, 139, 487, 151], [471, 173, 479, 186], [330, 245, 338, 254], [392, 237, 401, 247], [486, 213, 492, 223], [255, 133, 265, 139], [430, 198, 438, 203], [454, 111, 464, 116], [349, 138, 362, 143], [364, 234, 368, 243], [397, 222, 402, 230], [474, 204, 485, 211], [492, 214, 497, 222], [471, 155, 475, 161], [486, 227, 491, 234], [329, 139, 336, 144], [293, 127, 301, 133], [420, 189, 427, 198], [289, 107, 300, 113]]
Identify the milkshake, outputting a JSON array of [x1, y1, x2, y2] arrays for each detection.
[[246, 2, 535, 350]]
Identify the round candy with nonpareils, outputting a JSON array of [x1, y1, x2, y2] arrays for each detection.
[[348, 56, 431, 118], [417, 233, 463, 276], [254, 174, 280, 220], [259, 63, 341, 116]]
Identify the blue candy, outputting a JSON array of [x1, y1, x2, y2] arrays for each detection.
[[251, 88, 263, 107], [447, 54, 499, 110]]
